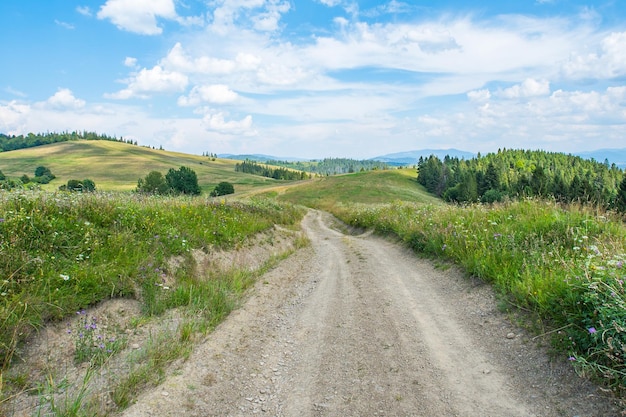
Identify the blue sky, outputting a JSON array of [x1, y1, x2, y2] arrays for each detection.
[[1, 1, 626, 159]]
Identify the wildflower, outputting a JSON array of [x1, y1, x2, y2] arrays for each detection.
[[0, 218, 4, 223], [588, 327, 597, 334], [441, 244, 447, 251], [568, 356, 576, 361], [493, 233, 502, 239], [60, 274, 70, 281]]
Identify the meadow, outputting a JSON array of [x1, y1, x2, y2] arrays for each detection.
[[0, 140, 280, 193], [322, 199, 626, 392], [1, 140, 626, 412], [0, 190, 304, 414]]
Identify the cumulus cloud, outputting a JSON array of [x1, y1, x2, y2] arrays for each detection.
[[563, 31, 626, 79], [0, 101, 30, 132], [178, 84, 239, 106], [162, 43, 237, 74], [106, 66, 188, 99], [467, 89, 491, 102], [46, 88, 86, 109], [97, 0, 178, 35], [203, 112, 255, 134], [208, 0, 290, 35], [499, 78, 550, 99]]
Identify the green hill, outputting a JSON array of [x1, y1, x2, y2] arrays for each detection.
[[276, 168, 440, 210], [0, 140, 285, 193]]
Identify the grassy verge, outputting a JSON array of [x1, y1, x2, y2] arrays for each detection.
[[0, 190, 304, 414], [334, 199, 626, 393]]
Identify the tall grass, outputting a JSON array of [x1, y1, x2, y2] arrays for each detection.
[[337, 199, 626, 392], [0, 190, 303, 373]]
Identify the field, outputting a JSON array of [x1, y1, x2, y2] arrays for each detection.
[[1, 142, 625, 414], [0, 140, 282, 193]]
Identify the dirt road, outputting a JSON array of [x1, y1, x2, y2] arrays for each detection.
[[121, 210, 620, 416]]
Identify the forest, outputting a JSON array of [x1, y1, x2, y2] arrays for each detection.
[[417, 148, 626, 210], [0, 131, 136, 152], [234, 159, 310, 180], [265, 157, 389, 175]]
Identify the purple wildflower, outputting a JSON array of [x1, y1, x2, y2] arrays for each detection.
[[568, 356, 576, 361], [588, 327, 597, 334]]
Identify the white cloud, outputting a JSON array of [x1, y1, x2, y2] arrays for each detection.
[[467, 89, 491, 102], [45, 89, 86, 109], [178, 84, 239, 106], [76, 6, 92, 16], [106, 66, 188, 99], [562, 31, 626, 79], [55, 20, 75, 30], [499, 78, 550, 99], [208, 0, 290, 35], [0, 101, 30, 132], [317, 0, 342, 6], [124, 57, 138, 68], [162, 43, 238, 74], [203, 112, 255, 134], [97, 0, 178, 35]]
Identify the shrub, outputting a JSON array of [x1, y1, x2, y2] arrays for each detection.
[[166, 166, 201, 195], [210, 182, 235, 197], [137, 171, 169, 195]]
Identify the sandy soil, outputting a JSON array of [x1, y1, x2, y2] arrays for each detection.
[[117, 210, 622, 417]]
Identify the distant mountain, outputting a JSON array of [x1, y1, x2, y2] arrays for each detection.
[[371, 149, 475, 166], [219, 148, 626, 169], [574, 148, 626, 169], [218, 153, 307, 163]]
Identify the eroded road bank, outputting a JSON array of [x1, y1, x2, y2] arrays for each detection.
[[121, 210, 620, 417]]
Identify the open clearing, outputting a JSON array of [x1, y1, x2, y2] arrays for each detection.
[[118, 210, 620, 417]]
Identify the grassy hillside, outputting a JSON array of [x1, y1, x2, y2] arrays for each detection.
[[276, 168, 440, 210], [0, 140, 285, 192]]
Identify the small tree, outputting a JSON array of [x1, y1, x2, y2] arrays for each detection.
[[33, 166, 56, 184], [616, 174, 626, 213], [82, 179, 96, 192], [210, 182, 234, 197], [137, 171, 169, 195], [166, 166, 201, 195]]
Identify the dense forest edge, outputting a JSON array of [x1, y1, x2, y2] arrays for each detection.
[[0, 131, 139, 152], [417, 149, 626, 212]]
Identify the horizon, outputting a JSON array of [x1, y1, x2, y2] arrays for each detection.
[[1, 1, 626, 160]]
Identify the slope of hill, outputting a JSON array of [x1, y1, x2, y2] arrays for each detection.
[[0, 140, 285, 192], [276, 168, 440, 211]]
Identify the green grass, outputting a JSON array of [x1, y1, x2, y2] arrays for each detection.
[[277, 168, 440, 210], [0, 191, 303, 372], [334, 199, 626, 393], [0, 140, 285, 193]]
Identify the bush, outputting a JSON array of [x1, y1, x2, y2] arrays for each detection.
[[210, 182, 235, 197], [137, 171, 169, 195], [60, 179, 96, 192], [166, 166, 201, 195]]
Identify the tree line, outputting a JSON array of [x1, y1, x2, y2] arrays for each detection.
[[0, 131, 136, 152], [136, 166, 234, 197], [265, 158, 389, 175], [235, 160, 310, 180], [416, 149, 626, 211]]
